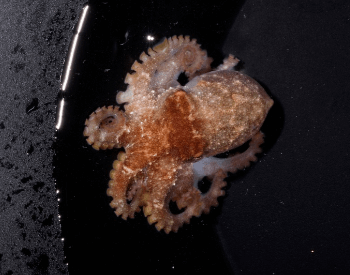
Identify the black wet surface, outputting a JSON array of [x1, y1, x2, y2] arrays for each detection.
[[1, 0, 350, 274]]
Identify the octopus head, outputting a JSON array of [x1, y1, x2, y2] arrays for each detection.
[[83, 106, 127, 150]]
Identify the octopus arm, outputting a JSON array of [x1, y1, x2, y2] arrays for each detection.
[[192, 131, 264, 177], [107, 151, 149, 220], [178, 131, 265, 216], [83, 106, 126, 150], [116, 35, 212, 116], [142, 158, 202, 233], [215, 54, 240, 71], [174, 163, 226, 216]]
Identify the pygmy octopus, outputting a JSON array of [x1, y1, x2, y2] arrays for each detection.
[[83, 35, 273, 233]]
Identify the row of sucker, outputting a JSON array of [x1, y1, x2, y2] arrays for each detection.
[[167, 132, 265, 231], [116, 35, 213, 117], [107, 152, 144, 219], [106, 131, 263, 233]]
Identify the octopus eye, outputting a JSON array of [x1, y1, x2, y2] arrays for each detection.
[[99, 116, 118, 129]]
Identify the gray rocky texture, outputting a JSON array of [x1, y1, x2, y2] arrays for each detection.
[[0, 1, 84, 274]]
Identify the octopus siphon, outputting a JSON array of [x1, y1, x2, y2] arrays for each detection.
[[83, 35, 273, 233]]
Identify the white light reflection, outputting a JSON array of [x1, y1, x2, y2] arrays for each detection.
[[61, 5, 89, 91], [146, 35, 155, 41], [56, 98, 65, 129]]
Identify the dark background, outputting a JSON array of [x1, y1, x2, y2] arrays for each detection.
[[1, 0, 350, 274]]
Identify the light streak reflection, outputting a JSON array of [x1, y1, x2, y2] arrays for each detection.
[[56, 5, 89, 130], [61, 5, 89, 91], [56, 98, 65, 129]]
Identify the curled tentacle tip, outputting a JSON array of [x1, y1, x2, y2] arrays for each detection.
[[84, 105, 126, 149]]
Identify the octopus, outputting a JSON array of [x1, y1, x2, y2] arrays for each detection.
[[83, 35, 273, 233]]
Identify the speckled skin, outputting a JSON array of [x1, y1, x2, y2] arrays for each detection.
[[83, 35, 273, 233]]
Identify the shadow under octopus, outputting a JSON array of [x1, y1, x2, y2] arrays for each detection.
[[83, 35, 274, 233]]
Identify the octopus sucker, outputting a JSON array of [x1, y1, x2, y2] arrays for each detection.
[[147, 47, 157, 57], [124, 73, 133, 84], [84, 35, 273, 233], [130, 61, 142, 72], [139, 51, 149, 62], [153, 38, 169, 53]]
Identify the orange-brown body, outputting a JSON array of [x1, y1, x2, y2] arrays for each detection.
[[83, 35, 273, 233]]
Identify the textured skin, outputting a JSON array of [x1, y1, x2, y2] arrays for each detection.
[[83, 35, 273, 233]]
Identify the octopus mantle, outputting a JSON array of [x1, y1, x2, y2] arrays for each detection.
[[83, 35, 273, 233]]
